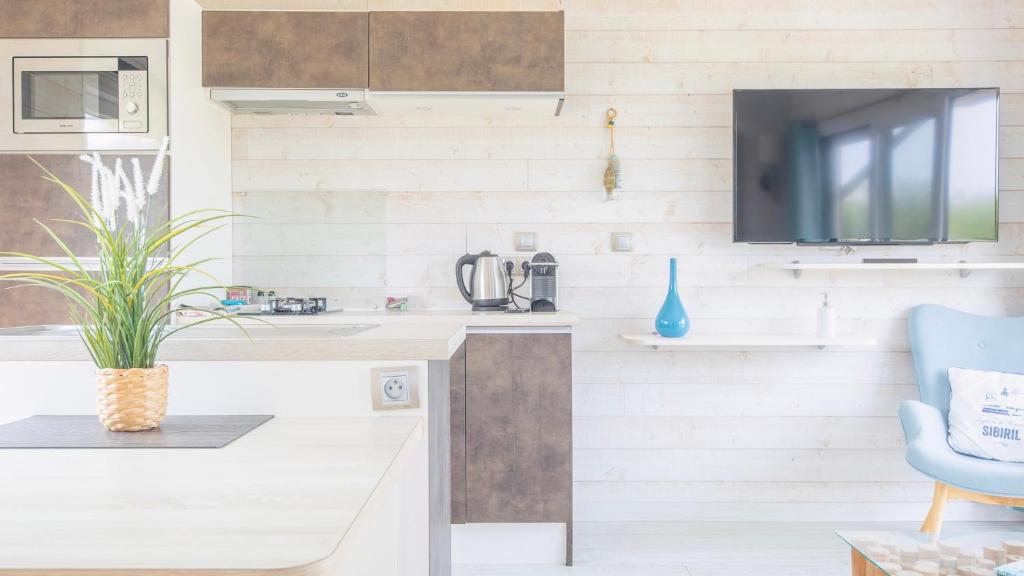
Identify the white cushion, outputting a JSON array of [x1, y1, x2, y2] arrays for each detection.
[[947, 367, 1024, 463]]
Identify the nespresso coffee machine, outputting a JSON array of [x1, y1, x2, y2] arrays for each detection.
[[529, 252, 559, 312]]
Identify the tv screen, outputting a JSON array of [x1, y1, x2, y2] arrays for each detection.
[[733, 88, 999, 244]]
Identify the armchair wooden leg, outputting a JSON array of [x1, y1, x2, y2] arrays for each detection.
[[921, 482, 950, 534]]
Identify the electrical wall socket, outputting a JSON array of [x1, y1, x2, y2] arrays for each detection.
[[507, 255, 531, 278], [371, 366, 420, 411]]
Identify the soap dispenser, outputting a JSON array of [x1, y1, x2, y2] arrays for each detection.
[[817, 292, 837, 338]]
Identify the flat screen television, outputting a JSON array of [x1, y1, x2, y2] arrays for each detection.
[[733, 88, 999, 244]]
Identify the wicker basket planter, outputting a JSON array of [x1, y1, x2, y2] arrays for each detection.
[[95, 365, 169, 432]]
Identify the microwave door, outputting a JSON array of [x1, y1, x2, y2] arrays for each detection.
[[13, 57, 120, 134]]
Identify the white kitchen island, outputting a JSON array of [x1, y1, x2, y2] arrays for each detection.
[[0, 318, 464, 576], [0, 310, 580, 574], [0, 417, 426, 575]]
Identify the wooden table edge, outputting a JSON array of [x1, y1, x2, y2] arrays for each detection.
[[0, 418, 425, 576]]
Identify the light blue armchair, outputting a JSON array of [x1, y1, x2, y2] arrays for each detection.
[[902, 305, 1024, 533]]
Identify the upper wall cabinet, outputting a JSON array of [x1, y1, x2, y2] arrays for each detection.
[[0, 0, 168, 38], [202, 11, 369, 88], [369, 11, 564, 92]]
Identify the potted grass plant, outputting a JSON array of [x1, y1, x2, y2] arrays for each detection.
[[0, 138, 242, 432]]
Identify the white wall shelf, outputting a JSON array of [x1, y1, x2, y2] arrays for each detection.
[[767, 260, 1024, 279], [620, 333, 878, 350]]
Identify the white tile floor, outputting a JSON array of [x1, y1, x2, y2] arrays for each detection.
[[453, 521, 1024, 576]]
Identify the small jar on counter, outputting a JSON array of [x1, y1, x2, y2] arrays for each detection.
[[259, 291, 273, 315]]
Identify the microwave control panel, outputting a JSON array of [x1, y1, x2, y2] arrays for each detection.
[[118, 58, 148, 133]]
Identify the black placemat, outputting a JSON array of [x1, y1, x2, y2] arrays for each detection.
[[0, 415, 274, 448]]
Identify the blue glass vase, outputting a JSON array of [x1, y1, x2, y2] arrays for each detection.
[[655, 257, 689, 338]]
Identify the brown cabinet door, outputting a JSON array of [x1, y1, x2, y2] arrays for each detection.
[[202, 11, 369, 88], [0, 155, 169, 258], [0, 154, 169, 327], [465, 332, 572, 523], [369, 11, 564, 92], [0, 0, 168, 38]]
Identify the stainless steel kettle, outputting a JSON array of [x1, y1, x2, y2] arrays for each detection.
[[456, 251, 509, 311]]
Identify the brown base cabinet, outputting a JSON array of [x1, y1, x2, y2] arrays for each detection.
[[450, 331, 573, 564]]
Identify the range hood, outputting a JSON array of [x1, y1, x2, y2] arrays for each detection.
[[209, 89, 376, 115], [366, 92, 564, 117], [209, 88, 564, 116]]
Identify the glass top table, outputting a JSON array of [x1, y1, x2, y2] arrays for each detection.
[[837, 530, 1024, 576]]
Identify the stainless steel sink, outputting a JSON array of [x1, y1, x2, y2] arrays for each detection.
[[327, 324, 377, 337], [0, 325, 82, 337], [171, 323, 379, 339]]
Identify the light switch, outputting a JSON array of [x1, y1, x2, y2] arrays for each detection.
[[514, 232, 537, 252], [611, 232, 634, 252]]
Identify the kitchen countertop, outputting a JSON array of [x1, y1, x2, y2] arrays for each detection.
[[180, 308, 580, 327], [0, 416, 422, 574], [0, 321, 467, 362], [0, 310, 577, 362]]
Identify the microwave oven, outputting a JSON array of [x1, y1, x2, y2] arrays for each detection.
[[0, 38, 167, 152]]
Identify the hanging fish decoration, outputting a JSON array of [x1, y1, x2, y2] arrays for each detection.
[[604, 154, 621, 200], [603, 108, 621, 201]]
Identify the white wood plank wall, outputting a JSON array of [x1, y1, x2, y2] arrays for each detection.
[[231, 0, 1024, 522]]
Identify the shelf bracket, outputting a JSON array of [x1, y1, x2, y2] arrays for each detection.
[[791, 260, 802, 279], [959, 261, 971, 279]]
